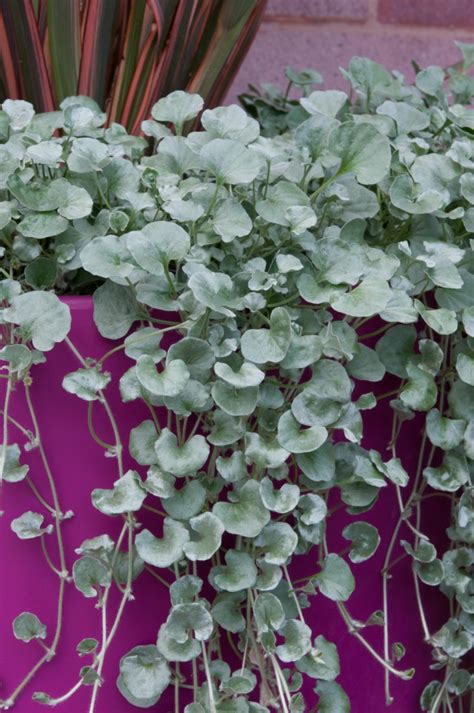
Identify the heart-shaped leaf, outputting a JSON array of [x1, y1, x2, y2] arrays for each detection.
[[135, 519, 190, 568]]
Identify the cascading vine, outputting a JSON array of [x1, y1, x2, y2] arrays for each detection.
[[0, 49, 473, 713]]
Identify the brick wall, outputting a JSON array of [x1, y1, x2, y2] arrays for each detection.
[[228, 0, 474, 102]]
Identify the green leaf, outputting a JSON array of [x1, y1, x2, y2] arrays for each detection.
[[167, 338, 215, 382], [13, 612, 46, 642], [92, 471, 146, 514], [259, 477, 300, 514], [254, 592, 285, 633], [77, 638, 99, 656], [333, 277, 392, 317], [136, 357, 189, 397], [426, 409, 465, 450], [347, 344, 385, 382], [213, 550, 258, 592], [315, 554, 355, 601], [11, 511, 52, 539], [157, 622, 200, 663], [463, 306, 474, 336], [255, 521, 298, 565], [117, 645, 171, 708], [63, 367, 111, 401], [400, 363, 437, 412], [125, 327, 166, 364], [377, 100, 430, 135], [129, 420, 159, 466], [151, 91, 204, 129], [4, 291, 71, 351], [277, 410, 327, 454], [3, 99, 34, 130], [256, 182, 314, 231], [296, 443, 335, 485], [168, 601, 213, 643], [212, 381, 258, 417], [456, 353, 474, 386], [415, 559, 444, 586], [301, 90, 347, 118], [214, 361, 264, 388], [0, 444, 29, 482], [183, 512, 224, 562], [200, 139, 262, 185], [212, 593, 246, 634], [73, 556, 111, 598], [213, 480, 270, 537], [221, 669, 257, 695], [296, 635, 340, 681], [57, 183, 93, 220], [376, 325, 417, 378], [201, 104, 259, 143], [275, 620, 312, 662], [18, 212, 68, 239], [328, 122, 391, 185], [298, 494, 327, 525], [369, 451, 409, 487], [188, 268, 240, 317], [342, 522, 380, 563], [143, 468, 175, 498], [135, 519, 190, 568], [93, 281, 140, 339], [424, 452, 469, 492], [415, 300, 457, 336], [245, 433, 289, 470], [212, 199, 252, 242], [155, 429, 209, 477], [315, 681, 350, 713], [80, 236, 135, 281], [402, 539, 436, 563], [0, 344, 34, 373], [8, 175, 64, 211], [162, 480, 206, 520], [24, 257, 57, 289], [280, 334, 323, 370], [241, 308, 291, 364], [127, 221, 191, 271]]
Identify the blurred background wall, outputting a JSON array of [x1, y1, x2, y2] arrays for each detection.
[[230, 0, 474, 100]]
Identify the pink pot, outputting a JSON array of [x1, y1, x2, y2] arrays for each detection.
[[0, 297, 449, 712]]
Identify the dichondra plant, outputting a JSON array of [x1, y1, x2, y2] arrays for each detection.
[[0, 47, 473, 713]]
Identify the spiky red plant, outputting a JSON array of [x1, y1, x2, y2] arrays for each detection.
[[0, 0, 266, 134]]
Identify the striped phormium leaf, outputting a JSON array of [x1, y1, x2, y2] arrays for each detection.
[[0, 0, 266, 132]]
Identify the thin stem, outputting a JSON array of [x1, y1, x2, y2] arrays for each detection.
[[201, 641, 216, 713], [26, 476, 55, 514], [65, 338, 124, 479], [87, 401, 114, 449], [174, 663, 180, 713], [44, 678, 83, 706], [88, 588, 109, 713], [88, 518, 134, 713], [40, 535, 62, 577], [0, 408, 32, 439], [269, 655, 290, 713], [0, 374, 12, 481], [337, 602, 413, 680], [144, 564, 172, 588], [99, 395, 124, 478], [282, 564, 306, 625], [3, 382, 68, 707]]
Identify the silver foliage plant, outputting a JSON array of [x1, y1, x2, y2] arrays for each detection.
[[1, 48, 473, 713]]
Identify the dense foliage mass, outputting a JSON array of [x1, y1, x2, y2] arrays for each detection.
[[0, 48, 473, 712]]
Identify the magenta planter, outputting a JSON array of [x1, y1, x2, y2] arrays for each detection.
[[0, 297, 449, 711]]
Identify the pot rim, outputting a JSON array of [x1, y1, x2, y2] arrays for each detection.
[[60, 295, 93, 310]]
